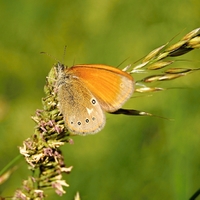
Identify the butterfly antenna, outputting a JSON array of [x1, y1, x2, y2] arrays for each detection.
[[40, 51, 61, 64], [62, 45, 67, 64], [72, 57, 76, 66]]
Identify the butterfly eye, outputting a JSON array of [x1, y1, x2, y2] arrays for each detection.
[[65, 74, 70, 79]]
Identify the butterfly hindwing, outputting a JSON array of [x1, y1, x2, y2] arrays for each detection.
[[57, 75, 105, 135]]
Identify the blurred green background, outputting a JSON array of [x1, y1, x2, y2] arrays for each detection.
[[0, 0, 200, 199]]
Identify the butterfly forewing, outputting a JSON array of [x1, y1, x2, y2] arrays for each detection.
[[68, 64, 135, 112]]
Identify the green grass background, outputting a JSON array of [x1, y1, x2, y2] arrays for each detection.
[[0, 0, 200, 199]]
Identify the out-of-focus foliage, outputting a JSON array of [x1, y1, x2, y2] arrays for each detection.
[[0, 0, 200, 199]]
